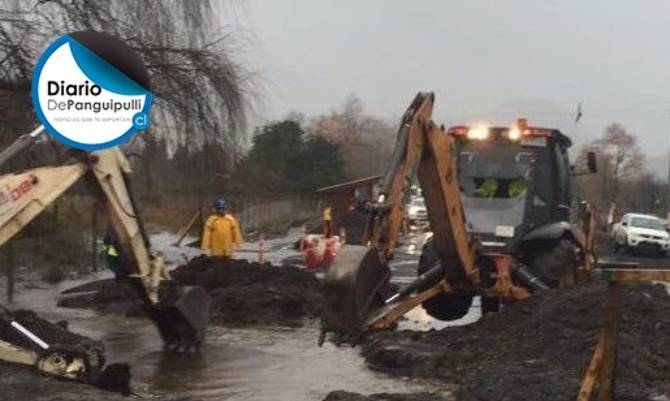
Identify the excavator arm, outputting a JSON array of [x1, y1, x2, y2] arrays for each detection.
[[320, 92, 478, 343], [0, 144, 210, 381]]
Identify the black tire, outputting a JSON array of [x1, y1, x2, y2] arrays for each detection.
[[418, 239, 473, 321], [524, 238, 578, 288], [621, 235, 629, 255]]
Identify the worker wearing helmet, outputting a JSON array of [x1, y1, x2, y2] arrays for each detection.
[[103, 229, 128, 280], [201, 198, 243, 258]]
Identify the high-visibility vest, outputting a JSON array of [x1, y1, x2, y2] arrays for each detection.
[[105, 244, 119, 257]]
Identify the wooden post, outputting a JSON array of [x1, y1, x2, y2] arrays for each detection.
[[258, 233, 265, 264], [584, 208, 596, 272], [597, 281, 621, 401], [576, 334, 605, 401]]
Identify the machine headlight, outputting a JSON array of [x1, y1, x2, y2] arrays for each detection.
[[467, 125, 490, 140], [508, 127, 521, 141]]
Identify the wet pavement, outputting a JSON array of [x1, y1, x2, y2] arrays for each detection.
[[595, 231, 670, 268]]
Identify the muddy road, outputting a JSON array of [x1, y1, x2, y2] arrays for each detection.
[[596, 231, 670, 267], [2, 229, 667, 401], [0, 231, 443, 401]]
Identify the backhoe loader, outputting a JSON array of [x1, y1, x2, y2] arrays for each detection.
[[0, 127, 211, 382], [320, 92, 597, 344]]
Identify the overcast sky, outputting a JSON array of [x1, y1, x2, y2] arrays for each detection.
[[235, 0, 670, 162]]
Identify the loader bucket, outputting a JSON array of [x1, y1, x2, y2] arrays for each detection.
[[148, 285, 211, 351], [320, 245, 391, 344]]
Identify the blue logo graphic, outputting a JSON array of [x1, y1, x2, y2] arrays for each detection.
[[31, 31, 152, 151], [133, 112, 149, 129]]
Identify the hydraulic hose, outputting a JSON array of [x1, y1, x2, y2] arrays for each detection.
[[377, 126, 408, 197], [0, 126, 45, 170], [512, 265, 550, 291], [385, 263, 443, 304], [121, 172, 151, 250]]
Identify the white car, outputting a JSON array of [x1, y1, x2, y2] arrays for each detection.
[[612, 213, 670, 255], [406, 196, 428, 224]]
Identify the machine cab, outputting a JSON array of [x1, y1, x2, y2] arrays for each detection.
[[449, 120, 573, 252]]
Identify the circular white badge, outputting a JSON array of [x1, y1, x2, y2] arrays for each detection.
[[32, 33, 152, 150]]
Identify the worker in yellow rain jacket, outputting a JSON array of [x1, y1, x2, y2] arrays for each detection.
[[201, 198, 243, 258]]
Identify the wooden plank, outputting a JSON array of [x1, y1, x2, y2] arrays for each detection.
[[576, 334, 605, 401], [597, 281, 621, 401], [173, 209, 201, 246], [600, 269, 670, 283]]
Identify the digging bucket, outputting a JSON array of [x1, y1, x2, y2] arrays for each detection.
[[320, 245, 391, 344], [148, 284, 212, 351]]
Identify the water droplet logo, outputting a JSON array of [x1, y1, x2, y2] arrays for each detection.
[[31, 31, 152, 150]]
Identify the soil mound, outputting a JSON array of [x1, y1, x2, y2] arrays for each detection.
[[323, 390, 452, 401], [362, 282, 670, 401], [172, 256, 323, 326], [59, 256, 323, 327]]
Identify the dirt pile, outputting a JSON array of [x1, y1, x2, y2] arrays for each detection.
[[59, 256, 323, 327], [323, 391, 452, 401], [362, 282, 670, 401], [172, 256, 323, 326]]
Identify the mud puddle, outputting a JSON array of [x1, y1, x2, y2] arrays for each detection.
[[0, 230, 443, 401]]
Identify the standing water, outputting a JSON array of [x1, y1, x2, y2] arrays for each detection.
[[0, 230, 450, 400]]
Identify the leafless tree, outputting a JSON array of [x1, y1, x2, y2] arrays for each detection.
[[308, 95, 395, 178], [576, 123, 646, 215]]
